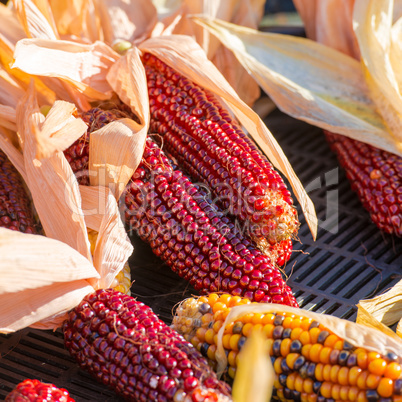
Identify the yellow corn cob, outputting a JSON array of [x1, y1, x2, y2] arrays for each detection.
[[87, 229, 131, 295], [172, 293, 402, 402]]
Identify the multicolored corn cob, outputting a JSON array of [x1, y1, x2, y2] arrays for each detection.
[[87, 229, 132, 295], [173, 293, 402, 401], [325, 131, 402, 237], [0, 150, 37, 234], [63, 288, 232, 402], [64, 107, 298, 305], [5, 379, 74, 402], [143, 53, 299, 249]]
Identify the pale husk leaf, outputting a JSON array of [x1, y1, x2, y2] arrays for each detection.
[[80, 185, 133, 290], [232, 330, 273, 402], [48, 0, 87, 37], [13, 0, 58, 39], [0, 105, 17, 132], [0, 68, 26, 108], [357, 279, 402, 329], [193, 17, 402, 157], [215, 303, 402, 376], [354, 0, 402, 144], [0, 3, 26, 48], [0, 280, 94, 333], [16, 84, 92, 262], [0, 37, 57, 107], [13, 38, 119, 100], [106, 47, 149, 126], [293, 0, 360, 59], [88, 119, 146, 200], [140, 35, 317, 239], [35, 100, 87, 159], [152, 0, 181, 19], [96, 0, 157, 45], [0, 228, 99, 295], [162, 0, 264, 105]]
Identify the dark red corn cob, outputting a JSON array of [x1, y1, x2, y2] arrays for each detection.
[[63, 288, 232, 402], [5, 379, 74, 402], [124, 138, 297, 305], [143, 53, 299, 249], [64, 107, 298, 306], [325, 131, 402, 237], [0, 150, 37, 234]]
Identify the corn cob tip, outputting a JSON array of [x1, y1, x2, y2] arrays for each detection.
[[5, 379, 75, 402]]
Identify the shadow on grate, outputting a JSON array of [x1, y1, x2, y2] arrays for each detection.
[[1, 109, 400, 401]]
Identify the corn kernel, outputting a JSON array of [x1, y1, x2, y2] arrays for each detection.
[[377, 377, 393, 398], [229, 334, 241, 351], [228, 350, 237, 367], [207, 344, 216, 360], [320, 382, 332, 398], [384, 362, 402, 380], [368, 358, 387, 376], [338, 366, 349, 386], [205, 328, 215, 344], [280, 338, 292, 357]]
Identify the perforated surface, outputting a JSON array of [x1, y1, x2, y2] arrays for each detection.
[[0, 110, 400, 401]]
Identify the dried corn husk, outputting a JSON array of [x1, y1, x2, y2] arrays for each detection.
[[154, 0, 265, 106], [192, 16, 402, 157], [232, 330, 273, 402], [357, 279, 402, 338], [211, 302, 402, 377]]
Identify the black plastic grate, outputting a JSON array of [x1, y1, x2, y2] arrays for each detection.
[[0, 110, 401, 401]]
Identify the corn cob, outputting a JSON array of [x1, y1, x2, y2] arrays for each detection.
[[5, 379, 75, 402], [63, 288, 232, 402], [173, 293, 402, 401], [64, 107, 298, 305], [0, 150, 37, 234], [325, 131, 402, 237], [88, 229, 132, 295], [143, 53, 299, 249]]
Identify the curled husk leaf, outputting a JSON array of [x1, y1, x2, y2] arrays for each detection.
[[192, 16, 402, 157], [357, 279, 402, 338], [0, 228, 98, 333], [214, 303, 402, 376], [139, 34, 317, 239]]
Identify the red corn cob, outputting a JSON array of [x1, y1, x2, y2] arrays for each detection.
[[64, 107, 298, 305], [0, 150, 37, 234], [63, 288, 232, 402], [5, 379, 74, 402], [143, 53, 299, 250], [325, 131, 402, 237]]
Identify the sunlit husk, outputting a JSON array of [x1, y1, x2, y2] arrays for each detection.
[[293, 0, 360, 58], [79, 185, 133, 290], [192, 16, 402, 157], [357, 279, 402, 336], [13, 0, 58, 39], [15, 84, 92, 260], [97, 0, 157, 45], [214, 302, 402, 376], [13, 38, 119, 101], [140, 34, 317, 239], [232, 330, 273, 402], [0, 228, 97, 333], [154, 0, 264, 106]]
